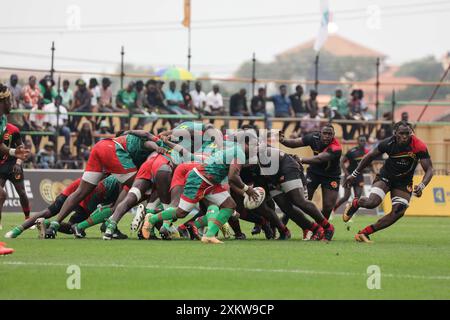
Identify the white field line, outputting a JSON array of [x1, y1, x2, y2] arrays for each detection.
[[1, 261, 450, 281]]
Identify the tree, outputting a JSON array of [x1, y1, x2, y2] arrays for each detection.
[[395, 56, 450, 101]]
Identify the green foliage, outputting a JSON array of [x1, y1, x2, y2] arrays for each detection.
[[395, 56, 450, 100], [234, 49, 378, 94]]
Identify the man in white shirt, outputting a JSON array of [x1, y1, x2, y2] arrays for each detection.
[[190, 81, 206, 113], [60, 80, 73, 110], [205, 85, 224, 124], [43, 96, 71, 146]]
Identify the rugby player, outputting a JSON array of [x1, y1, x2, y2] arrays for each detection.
[[280, 124, 342, 221], [6, 176, 126, 239], [334, 135, 370, 212], [343, 121, 433, 243], [0, 123, 31, 230], [139, 131, 260, 244], [257, 142, 335, 240], [44, 130, 164, 238], [0, 84, 30, 161]]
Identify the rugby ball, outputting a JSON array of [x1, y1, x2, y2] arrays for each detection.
[[244, 187, 266, 210]]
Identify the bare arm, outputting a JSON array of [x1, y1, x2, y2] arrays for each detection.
[[300, 151, 333, 165], [228, 163, 259, 200], [345, 148, 382, 187], [340, 155, 349, 176], [414, 158, 433, 197], [279, 134, 305, 148], [0, 143, 30, 161]]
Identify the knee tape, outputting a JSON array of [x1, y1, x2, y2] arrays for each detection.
[[129, 187, 142, 202], [391, 196, 409, 212], [370, 187, 386, 200]]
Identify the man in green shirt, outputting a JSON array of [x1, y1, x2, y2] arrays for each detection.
[[116, 81, 138, 130], [329, 89, 348, 118]]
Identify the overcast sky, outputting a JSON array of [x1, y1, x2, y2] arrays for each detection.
[[0, 0, 449, 77]]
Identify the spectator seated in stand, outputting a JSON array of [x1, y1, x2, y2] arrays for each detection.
[[74, 122, 94, 162], [55, 144, 81, 169], [36, 142, 56, 169]]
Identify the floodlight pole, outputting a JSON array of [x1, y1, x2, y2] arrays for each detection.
[[314, 54, 319, 92], [375, 57, 380, 120], [120, 46, 125, 90], [251, 52, 256, 96], [50, 41, 55, 80]]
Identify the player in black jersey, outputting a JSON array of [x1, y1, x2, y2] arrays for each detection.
[[280, 124, 342, 220], [343, 121, 433, 243], [255, 143, 335, 241], [0, 123, 31, 230], [334, 135, 370, 212]]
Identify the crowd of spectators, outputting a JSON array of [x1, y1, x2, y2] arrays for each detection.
[[5, 73, 401, 169]]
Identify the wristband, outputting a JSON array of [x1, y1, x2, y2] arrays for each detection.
[[243, 185, 249, 192], [351, 170, 360, 178], [9, 148, 16, 157], [417, 182, 426, 191]]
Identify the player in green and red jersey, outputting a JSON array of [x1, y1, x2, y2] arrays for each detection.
[[138, 131, 260, 244], [44, 130, 164, 238]]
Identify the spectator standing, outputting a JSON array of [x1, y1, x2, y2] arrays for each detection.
[[98, 77, 120, 131], [229, 88, 249, 128], [205, 85, 224, 124], [43, 95, 71, 146], [59, 80, 73, 110], [190, 81, 206, 113], [347, 89, 364, 140], [116, 81, 138, 130], [266, 84, 293, 133], [22, 76, 41, 110], [329, 89, 349, 139], [304, 89, 319, 114], [7, 74, 25, 129], [145, 79, 166, 132], [290, 85, 306, 137], [134, 80, 152, 129], [71, 79, 93, 131], [88, 78, 100, 118], [29, 98, 47, 151], [250, 87, 269, 129]]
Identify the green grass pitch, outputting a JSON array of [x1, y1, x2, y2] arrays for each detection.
[[1, 213, 449, 299]]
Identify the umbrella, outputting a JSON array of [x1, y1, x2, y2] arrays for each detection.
[[155, 67, 195, 81]]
